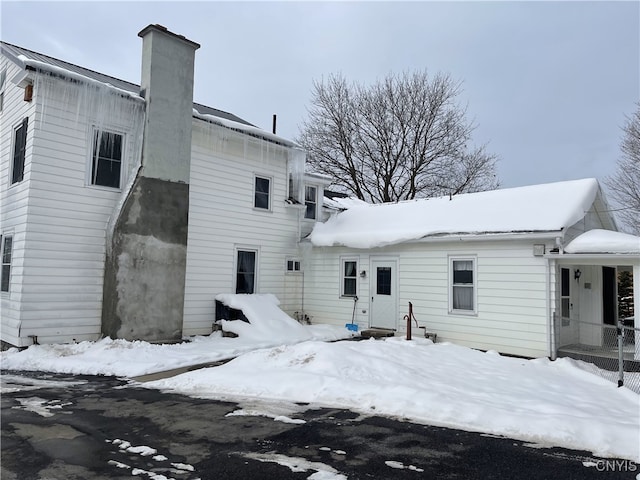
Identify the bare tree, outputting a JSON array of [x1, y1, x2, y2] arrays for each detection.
[[297, 71, 499, 203], [606, 103, 640, 234]]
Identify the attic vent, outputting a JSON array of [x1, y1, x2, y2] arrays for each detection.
[[24, 83, 33, 102]]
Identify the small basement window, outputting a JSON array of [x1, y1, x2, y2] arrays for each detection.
[[286, 258, 301, 272]]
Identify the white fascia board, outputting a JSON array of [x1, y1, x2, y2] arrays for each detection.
[[545, 253, 640, 266], [10, 69, 31, 88], [408, 230, 561, 245], [304, 172, 333, 185]]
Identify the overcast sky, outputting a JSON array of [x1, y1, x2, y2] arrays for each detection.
[[2, 1, 638, 189]]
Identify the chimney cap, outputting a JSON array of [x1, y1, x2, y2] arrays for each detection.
[[138, 24, 200, 50]]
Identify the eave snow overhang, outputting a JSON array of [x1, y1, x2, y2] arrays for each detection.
[[193, 108, 298, 148], [15, 55, 144, 102], [311, 230, 562, 249]]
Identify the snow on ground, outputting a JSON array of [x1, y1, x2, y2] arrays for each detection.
[[1, 294, 638, 462], [0, 294, 353, 377]]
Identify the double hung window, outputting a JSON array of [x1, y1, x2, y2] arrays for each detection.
[[304, 185, 317, 219], [450, 257, 476, 313], [236, 250, 257, 294], [91, 129, 123, 188], [254, 176, 271, 210], [341, 259, 358, 297], [1, 236, 13, 292], [12, 118, 28, 184]]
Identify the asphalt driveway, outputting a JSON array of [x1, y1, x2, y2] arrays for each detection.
[[1, 370, 635, 479]]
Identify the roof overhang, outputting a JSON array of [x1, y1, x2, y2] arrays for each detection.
[[409, 230, 561, 245], [545, 253, 640, 266]]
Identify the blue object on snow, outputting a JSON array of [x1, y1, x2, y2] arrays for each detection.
[[345, 323, 359, 332]]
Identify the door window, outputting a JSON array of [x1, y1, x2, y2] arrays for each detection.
[[376, 267, 391, 295]]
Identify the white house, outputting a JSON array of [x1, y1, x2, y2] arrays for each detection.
[[1, 24, 636, 362], [302, 179, 640, 359], [0, 25, 329, 348]]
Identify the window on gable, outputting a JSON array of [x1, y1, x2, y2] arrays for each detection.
[[236, 249, 257, 294], [0, 68, 5, 113], [12, 117, 28, 184], [1, 235, 13, 293], [450, 257, 476, 313], [254, 176, 271, 210], [91, 129, 123, 188], [341, 258, 358, 297], [286, 258, 301, 273], [304, 185, 317, 220]]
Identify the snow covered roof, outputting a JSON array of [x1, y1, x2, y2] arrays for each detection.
[[564, 229, 640, 255], [0, 41, 253, 127], [309, 178, 602, 248]]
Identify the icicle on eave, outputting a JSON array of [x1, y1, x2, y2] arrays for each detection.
[[288, 148, 306, 203], [31, 71, 146, 254]]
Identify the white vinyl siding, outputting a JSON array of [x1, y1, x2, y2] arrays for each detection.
[[304, 239, 555, 358], [0, 59, 144, 346], [183, 121, 302, 336]]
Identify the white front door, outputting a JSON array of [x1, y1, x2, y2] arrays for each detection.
[[370, 259, 397, 330]]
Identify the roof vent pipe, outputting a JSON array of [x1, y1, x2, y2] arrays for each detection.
[[272, 114, 277, 134]]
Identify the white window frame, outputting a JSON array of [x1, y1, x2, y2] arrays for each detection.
[[11, 117, 28, 185], [449, 256, 477, 315], [254, 175, 272, 211], [234, 247, 259, 294], [286, 257, 302, 274], [304, 185, 317, 220], [1, 234, 13, 293], [0, 68, 6, 113], [340, 256, 359, 298], [88, 126, 125, 190]]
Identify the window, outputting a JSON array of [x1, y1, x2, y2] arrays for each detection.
[[12, 118, 28, 184], [1, 235, 13, 292], [91, 129, 123, 188], [450, 257, 476, 313], [236, 250, 257, 294], [254, 176, 271, 210], [561, 268, 570, 319], [0, 68, 6, 113], [286, 258, 301, 272], [304, 185, 317, 219], [376, 267, 392, 295], [341, 259, 358, 297]]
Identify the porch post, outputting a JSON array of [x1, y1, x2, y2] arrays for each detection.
[[634, 262, 640, 361], [548, 258, 557, 360]]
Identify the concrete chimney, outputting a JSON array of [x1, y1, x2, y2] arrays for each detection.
[[102, 25, 199, 343], [138, 24, 200, 182]]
